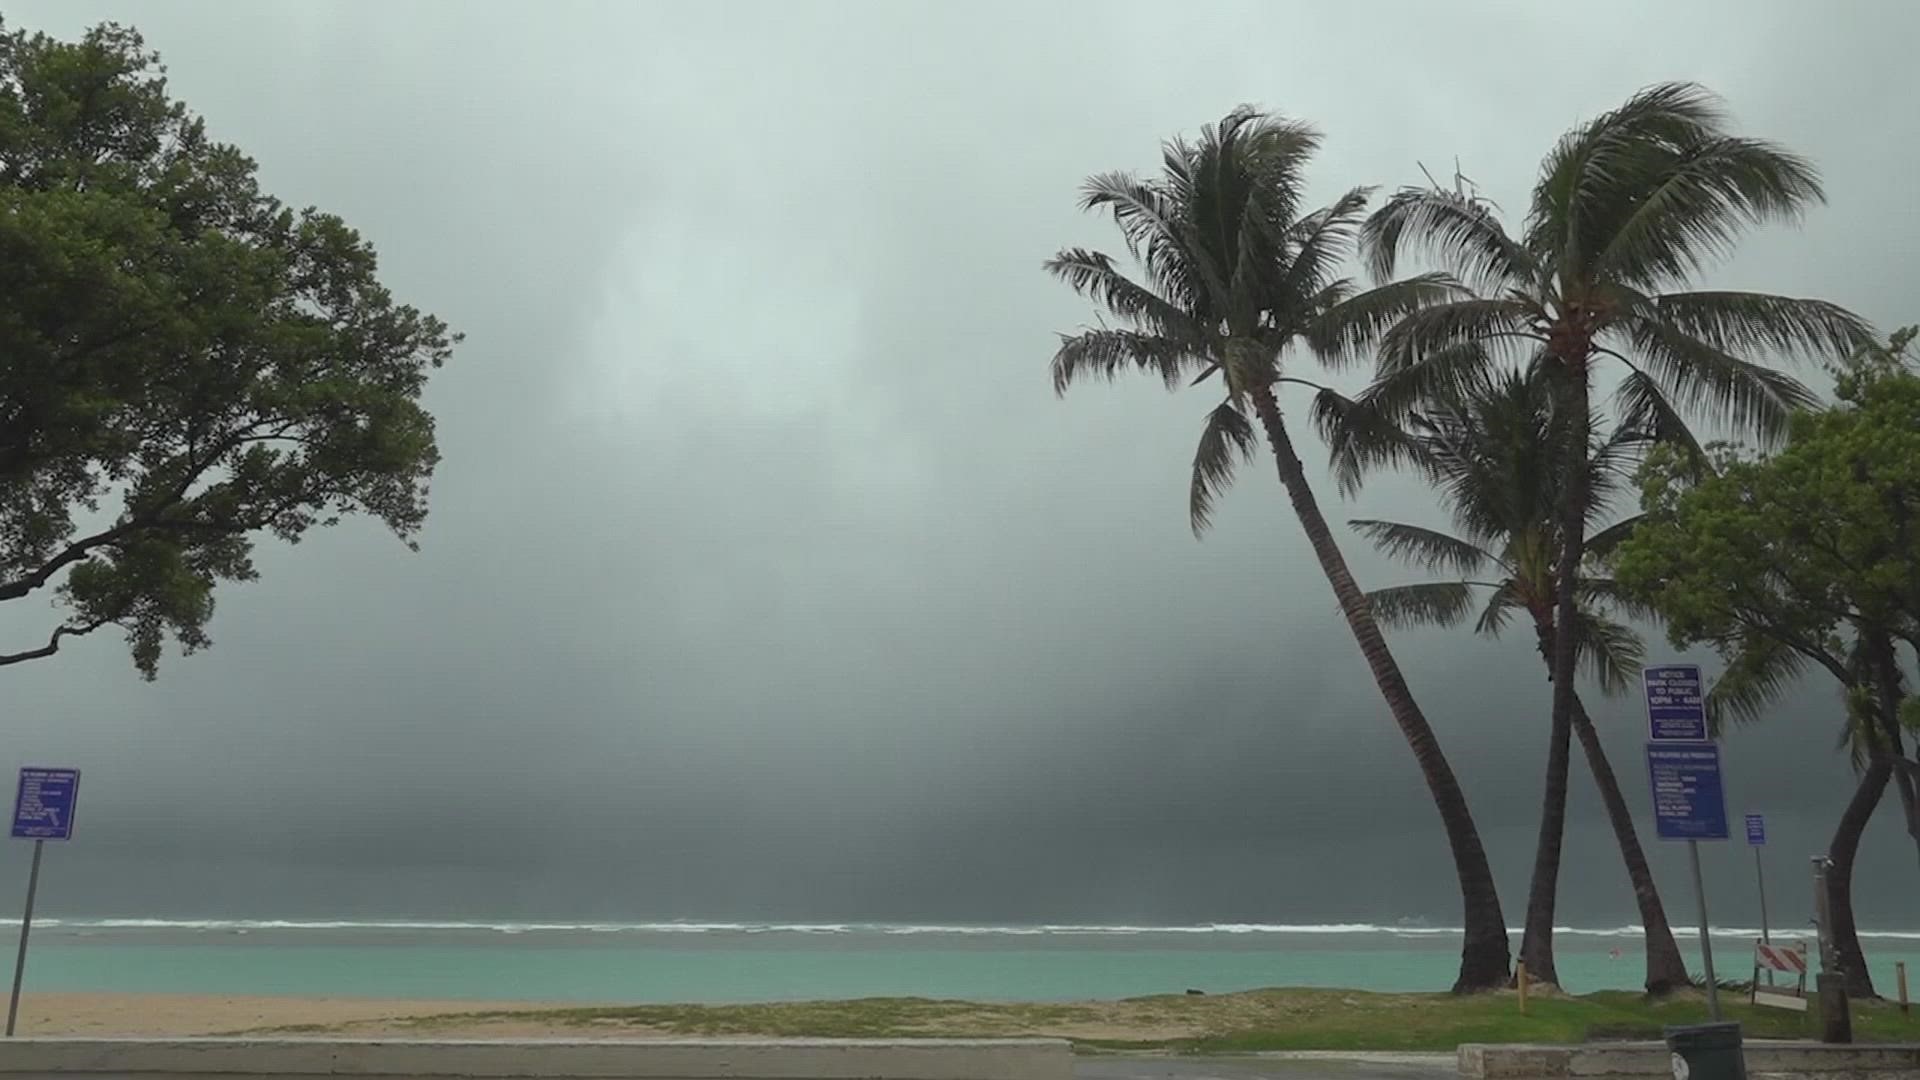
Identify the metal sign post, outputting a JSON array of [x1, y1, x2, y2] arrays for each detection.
[[1744, 813, 1769, 939], [1747, 812, 1771, 986], [6, 768, 80, 1038], [1644, 665, 1726, 1022]]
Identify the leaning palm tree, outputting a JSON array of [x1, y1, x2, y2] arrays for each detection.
[[1347, 369, 1689, 992], [1322, 82, 1868, 981], [1045, 108, 1511, 991]]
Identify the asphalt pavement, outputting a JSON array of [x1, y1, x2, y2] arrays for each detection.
[[1077, 1053, 1456, 1080]]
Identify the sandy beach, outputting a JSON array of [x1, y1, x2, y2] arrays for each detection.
[[4, 994, 575, 1039], [2, 992, 1200, 1043]]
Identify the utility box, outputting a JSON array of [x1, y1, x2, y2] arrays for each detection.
[[1665, 1022, 1747, 1080]]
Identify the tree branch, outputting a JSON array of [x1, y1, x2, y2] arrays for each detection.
[[0, 618, 114, 668]]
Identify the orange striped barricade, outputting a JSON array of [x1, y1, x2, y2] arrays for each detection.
[[1751, 939, 1809, 1011]]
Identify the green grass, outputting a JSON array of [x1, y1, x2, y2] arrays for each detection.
[[244, 987, 1920, 1052]]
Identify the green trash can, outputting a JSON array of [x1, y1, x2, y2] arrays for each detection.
[[1664, 1021, 1746, 1080]]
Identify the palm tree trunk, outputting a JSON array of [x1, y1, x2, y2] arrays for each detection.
[[1534, 369, 1588, 989], [1570, 695, 1691, 994], [1517, 637, 1572, 988], [1827, 759, 1888, 999], [1250, 385, 1510, 992], [1545, 377, 1589, 838]]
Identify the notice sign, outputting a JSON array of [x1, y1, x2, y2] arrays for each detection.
[[10, 768, 80, 841], [1643, 664, 1708, 742], [1745, 812, 1766, 846], [1648, 744, 1728, 841]]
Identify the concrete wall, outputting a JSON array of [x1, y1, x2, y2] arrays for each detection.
[[0, 1038, 1076, 1080], [1458, 1040, 1920, 1078]]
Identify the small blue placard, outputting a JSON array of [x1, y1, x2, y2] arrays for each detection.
[[1647, 744, 1728, 841], [1643, 664, 1708, 742], [11, 768, 80, 841], [1745, 812, 1766, 847]]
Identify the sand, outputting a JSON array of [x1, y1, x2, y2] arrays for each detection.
[[6, 994, 573, 1039], [2, 993, 1202, 1043]]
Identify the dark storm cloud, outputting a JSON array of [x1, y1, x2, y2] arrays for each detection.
[[2, 0, 1917, 928]]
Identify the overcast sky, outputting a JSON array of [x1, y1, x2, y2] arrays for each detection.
[[2, 0, 1916, 929]]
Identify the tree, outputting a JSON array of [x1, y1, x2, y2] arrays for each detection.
[[1349, 368, 1691, 993], [1045, 108, 1511, 991], [0, 21, 455, 677], [1614, 330, 1920, 997], [1326, 82, 1866, 980]]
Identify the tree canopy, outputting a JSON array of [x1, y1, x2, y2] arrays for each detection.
[[1614, 330, 1920, 708], [0, 21, 455, 677], [1613, 329, 1920, 856]]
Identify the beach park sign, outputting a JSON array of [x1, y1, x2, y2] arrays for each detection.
[[9, 767, 80, 1037], [1643, 664, 1708, 742], [10, 769, 79, 841], [1641, 663, 1729, 1022]]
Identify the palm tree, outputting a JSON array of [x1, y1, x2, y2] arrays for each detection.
[[1346, 369, 1690, 992], [1323, 82, 1867, 981], [1045, 108, 1511, 991]]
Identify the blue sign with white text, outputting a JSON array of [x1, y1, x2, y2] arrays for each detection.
[[11, 768, 80, 841], [1746, 812, 1766, 846], [1643, 664, 1708, 741], [1648, 744, 1728, 841]]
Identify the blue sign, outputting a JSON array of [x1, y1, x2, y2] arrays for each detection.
[[1643, 664, 1708, 742], [1745, 812, 1766, 846], [11, 768, 80, 841], [1648, 744, 1728, 841]]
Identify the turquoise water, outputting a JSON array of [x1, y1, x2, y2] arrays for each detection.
[[13, 922, 1919, 1002]]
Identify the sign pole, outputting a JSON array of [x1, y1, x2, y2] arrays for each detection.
[[1687, 837, 1721, 1021], [1754, 846, 1770, 945], [6, 839, 43, 1037]]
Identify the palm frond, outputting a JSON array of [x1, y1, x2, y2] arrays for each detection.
[[1348, 519, 1494, 575], [1590, 421, 1657, 489], [1051, 329, 1206, 394], [1364, 581, 1479, 631], [1375, 298, 1539, 378], [1078, 171, 1202, 309], [1618, 318, 1820, 442], [1596, 136, 1824, 289], [1584, 515, 1644, 559], [1305, 273, 1472, 367], [1313, 387, 1430, 497], [1044, 249, 1206, 344], [1650, 291, 1873, 363], [1361, 341, 1501, 423], [1573, 575, 1659, 625], [1274, 186, 1372, 320], [1611, 370, 1706, 466], [1362, 186, 1534, 292], [1526, 82, 1731, 271], [1706, 634, 1808, 733], [1569, 610, 1647, 695], [1189, 399, 1257, 534], [1473, 579, 1523, 636]]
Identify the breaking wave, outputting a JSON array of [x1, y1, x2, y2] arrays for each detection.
[[25, 918, 1920, 941]]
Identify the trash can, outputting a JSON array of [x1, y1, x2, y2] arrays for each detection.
[[1664, 1021, 1746, 1080]]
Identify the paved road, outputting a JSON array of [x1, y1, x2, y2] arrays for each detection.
[[1079, 1053, 1455, 1080]]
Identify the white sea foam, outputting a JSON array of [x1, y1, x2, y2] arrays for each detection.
[[25, 918, 1920, 941]]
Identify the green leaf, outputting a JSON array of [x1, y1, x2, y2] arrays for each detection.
[[1189, 399, 1257, 534], [1363, 581, 1479, 631], [1348, 519, 1494, 575]]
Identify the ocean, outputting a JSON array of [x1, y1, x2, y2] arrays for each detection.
[[11, 920, 1918, 1002]]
